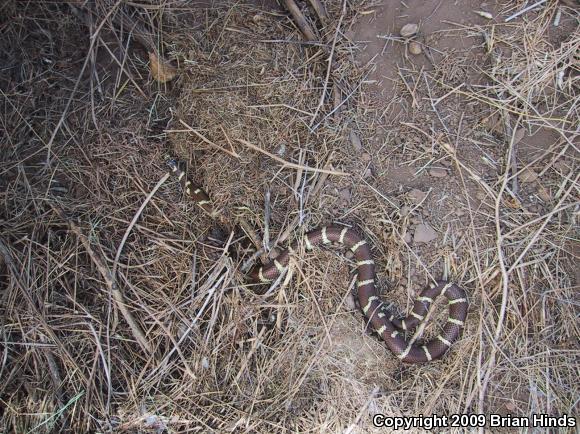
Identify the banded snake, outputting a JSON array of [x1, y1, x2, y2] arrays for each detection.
[[166, 158, 468, 363]]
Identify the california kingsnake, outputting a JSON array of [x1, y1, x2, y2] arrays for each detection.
[[166, 159, 468, 363]]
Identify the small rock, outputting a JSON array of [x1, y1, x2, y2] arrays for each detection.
[[349, 130, 363, 151], [363, 167, 372, 178], [402, 232, 413, 244], [474, 10, 493, 20], [408, 188, 427, 204], [345, 250, 354, 260], [520, 168, 539, 183], [361, 152, 371, 163], [413, 223, 438, 244], [409, 41, 422, 55], [429, 167, 448, 178], [454, 208, 466, 217], [400, 23, 419, 38]]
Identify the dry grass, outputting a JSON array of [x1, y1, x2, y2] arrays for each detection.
[[0, 0, 578, 432]]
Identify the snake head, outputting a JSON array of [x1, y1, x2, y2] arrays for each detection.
[[164, 154, 178, 172]]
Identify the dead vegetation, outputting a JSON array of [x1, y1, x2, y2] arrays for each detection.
[[0, 0, 578, 432]]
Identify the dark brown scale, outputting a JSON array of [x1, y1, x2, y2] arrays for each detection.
[[249, 225, 468, 363]]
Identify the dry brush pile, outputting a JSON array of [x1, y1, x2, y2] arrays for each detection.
[[0, 0, 578, 432]]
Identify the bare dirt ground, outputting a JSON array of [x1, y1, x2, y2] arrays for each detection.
[[1, 0, 578, 432]]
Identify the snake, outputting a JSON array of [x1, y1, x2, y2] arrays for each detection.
[[166, 158, 468, 363]]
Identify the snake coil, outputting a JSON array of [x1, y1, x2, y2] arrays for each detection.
[[167, 159, 468, 363]]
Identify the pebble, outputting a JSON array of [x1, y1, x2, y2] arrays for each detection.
[[408, 188, 427, 204], [520, 168, 539, 183], [400, 205, 411, 217], [361, 152, 371, 163], [429, 167, 448, 178], [402, 232, 413, 243], [409, 41, 422, 55], [474, 10, 493, 20], [413, 223, 438, 243], [400, 23, 419, 38], [363, 167, 373, 178]]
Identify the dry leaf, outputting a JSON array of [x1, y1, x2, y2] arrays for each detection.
[[484, 112, 503, 134], [149, 52, 177, 83], [505, 196, 521, 209], [537, 185, 552, 202]]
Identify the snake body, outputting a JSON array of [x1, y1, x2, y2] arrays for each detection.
[[167, 159, 468, 363]]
